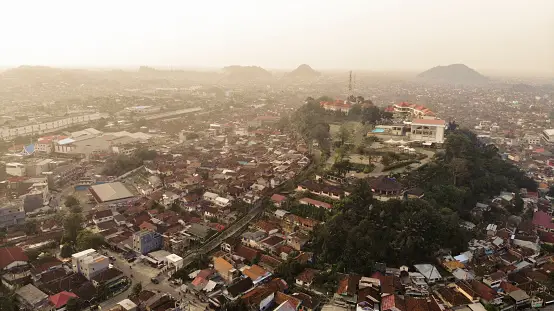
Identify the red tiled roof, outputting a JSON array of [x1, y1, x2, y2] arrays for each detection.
[[299, 197, 332, 209], [499, 281, 520, 293], [534, 211, 554, 230], [0, 247, 28, 270], [49, 291, 77, 308], [271, 194, 287, 203], [296, 268, 318, 284], [234, 245, 260, 262], [471, 280, 497, 301]]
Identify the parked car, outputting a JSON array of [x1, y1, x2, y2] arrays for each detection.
[[151, 277, 160, 284]]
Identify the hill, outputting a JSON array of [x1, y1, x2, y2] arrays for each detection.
[[417, 64, 488, 84], [222, 65, 272, 81], [287, 64, 320, 79]]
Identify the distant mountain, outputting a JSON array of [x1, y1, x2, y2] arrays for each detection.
[[222, 66, 272, 81], [287, 64, 320, 79], [417, 64, 488, 84]]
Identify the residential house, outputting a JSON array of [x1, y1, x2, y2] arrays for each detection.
[[271, 194, 287, 207], [243, 265, 272, 285], [214, 257, 238, 283], [241, 231, 267, 249], [287, 232, 309, 251], [93, 209, 114, 224], [295, 268, 318, 288], [49, 291, 78, 311], [0, 246, 29, 272], [224, 277, 254, 301], [299, 197, 332, 209], [15, 284, 49, 310], [260, 235, 286, 254], [483, 271, 506, 289]]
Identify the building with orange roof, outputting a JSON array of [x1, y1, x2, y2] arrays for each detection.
[[213, 257, 237, 283], [243, 264, 271, 284]]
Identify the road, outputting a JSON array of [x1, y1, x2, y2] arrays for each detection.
[[99, 249, 209, 311], [180, 199, 265, 267]]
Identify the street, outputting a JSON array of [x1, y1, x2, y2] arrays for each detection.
[[99, 248, 208, 310]]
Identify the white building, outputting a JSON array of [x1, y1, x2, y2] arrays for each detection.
[[542, 129, 554, 144], [71, 249, 109, 280], [0, 113, 106, 141], [203, 191, 219, 202], [125, 106, 161, 114], [409, 119, 446, 144], [6, 163, 26, 176]]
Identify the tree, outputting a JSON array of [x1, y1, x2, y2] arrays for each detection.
[[76, 230, 105, 251], [95, 283, 109, 300], [62, 212, 83, 244], [60, 244, 74, 258], [64, 195, 80, 208], [332, 159, 352, 177], [169, 201, 182, 213], [0, 295, 17, 311], [513, 192, 524, 214], [65, 297, 82, 311], [221, 299, 250, 311], [24, 219, 38, 235], [130, 282, 143, 298], [335, 123, 353, 146]]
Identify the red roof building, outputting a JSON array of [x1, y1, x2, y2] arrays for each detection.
[[533, 211, 554, 230], [49, 291, 78, 309], [0, 247, 28, 271]]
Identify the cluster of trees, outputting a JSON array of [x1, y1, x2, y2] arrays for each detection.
[[288, 202, 335, 222], [285, 97, 392, 156], [60, 196, 104, 257], [103, 148, 157, 176], [309, 129, 537, 274], [309, 179, 471, 274], [405, 130, 536, 220]]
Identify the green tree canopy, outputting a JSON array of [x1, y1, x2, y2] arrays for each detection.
[[76, 230, 105, 251], [65, 297, 82, 311], [64, 195, 80, 208]]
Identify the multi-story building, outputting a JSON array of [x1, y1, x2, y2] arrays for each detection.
[[71, 249, 109, 280], [6, 163, 26, 177], [392, 102, 435, 119], [0, 113, 107, 141], [25, 159, 53, 177], [132, 230, 163, 255], [0, 201, 26, 229], [320, 100, 352, 114], [409, 119, 446, 144]]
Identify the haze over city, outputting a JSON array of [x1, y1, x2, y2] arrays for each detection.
[[1, 0, 553, 75], [2, 2, 554, 311]]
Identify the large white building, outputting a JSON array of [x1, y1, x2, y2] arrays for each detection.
[[392, 102, 435, 118], [0, 113, 107, 141], [6, 163, 26, 177], [409, 119, 446, 144], [71, 249, 109, 280], [542, 129, 554, 144]]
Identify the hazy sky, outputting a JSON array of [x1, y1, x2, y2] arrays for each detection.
[[1, 0, 553, 74]]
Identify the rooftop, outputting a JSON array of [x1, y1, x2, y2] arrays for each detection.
[[89, 182, 134, 203]]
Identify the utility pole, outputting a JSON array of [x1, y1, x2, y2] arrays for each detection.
[[348, 71, 352, 93]]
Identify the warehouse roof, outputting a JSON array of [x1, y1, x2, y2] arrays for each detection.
[[89, 182, 134, 203]]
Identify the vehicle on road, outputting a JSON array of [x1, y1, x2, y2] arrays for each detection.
[[151, 277, 160, 284]]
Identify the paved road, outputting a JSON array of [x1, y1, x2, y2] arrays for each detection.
[[99, 249, 208, 310]]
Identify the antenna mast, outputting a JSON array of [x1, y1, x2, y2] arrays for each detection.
[[348, 71, 352, 93]]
